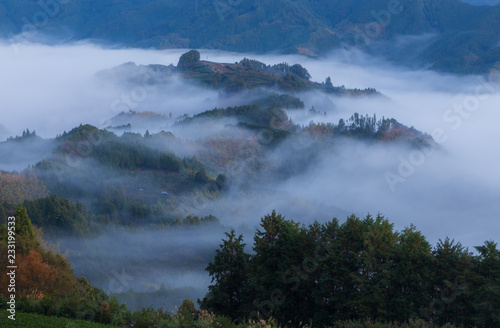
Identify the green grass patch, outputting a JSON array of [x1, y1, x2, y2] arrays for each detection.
[[0, 311, 117, 328]]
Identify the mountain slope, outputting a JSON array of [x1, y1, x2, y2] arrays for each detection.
[[2, 0, 500, 73]]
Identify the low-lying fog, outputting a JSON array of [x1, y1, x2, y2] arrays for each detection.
[[1, 40, 499, 309], [53, 226, 224, 311]]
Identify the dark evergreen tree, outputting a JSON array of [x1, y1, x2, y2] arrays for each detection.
[[429, 238, 473, 325], [251, 211, 308, 325], [471, 241, 500, 327], [201, 230, 250, 319], [325, 76, 333, 87], [390, 225, 434, 321]]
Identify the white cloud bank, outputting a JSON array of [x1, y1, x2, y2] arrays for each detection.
[[0, 41, 499, 250]]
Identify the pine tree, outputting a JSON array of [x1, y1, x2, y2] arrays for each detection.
[[325, 76, 333, 87], [15, 204, 36, 242], [251, 211, 306, 324], [201, 230, 250, 319], [471, 241, 500, 327]]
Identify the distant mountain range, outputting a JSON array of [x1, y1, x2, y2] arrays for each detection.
[[1, 0, 500, 73]]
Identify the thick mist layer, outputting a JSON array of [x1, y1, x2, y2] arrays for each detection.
[[185, 48, 500, 249], [1, 42, 498, 247], [1, 41, 499, 311], [0, 42, 221, 139], [52, 226, 225, 311]]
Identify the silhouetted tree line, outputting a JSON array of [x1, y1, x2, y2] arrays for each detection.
[[253, 92, 305, 110], [5, 129, 39, 141], [304, 114, 433, 145], [201, 211, 500, 327], [186, 104, 288, 127], [240, 58, 312, 80], [49, 124, 193, 172]]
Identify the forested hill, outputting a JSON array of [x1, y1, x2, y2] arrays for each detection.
[[2, 0, 500, 73], [0, 105, 434, 235], [98, 50, 379, 95], [1, 206, 499, 327]]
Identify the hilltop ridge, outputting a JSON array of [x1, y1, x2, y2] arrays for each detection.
[[99, 50, 380, 95]]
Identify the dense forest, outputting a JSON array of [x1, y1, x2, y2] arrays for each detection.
[[1, 207, 499, 327], [2, 0, 500, 73], [201, 211, 500, 327]]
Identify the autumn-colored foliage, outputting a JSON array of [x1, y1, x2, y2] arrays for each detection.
[[15, 250, 59, 299], [0, 171, 48, 205], [200, 136, 263, 170]]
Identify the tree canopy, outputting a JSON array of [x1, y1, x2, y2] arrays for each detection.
[[201, 212, 500, 327]]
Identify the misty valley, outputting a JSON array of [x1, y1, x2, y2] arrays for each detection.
[[1, 46, 500, 328]]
